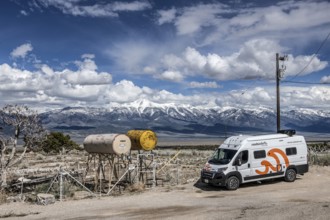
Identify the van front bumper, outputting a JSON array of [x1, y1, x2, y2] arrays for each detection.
[[201, 170, 226, 186]]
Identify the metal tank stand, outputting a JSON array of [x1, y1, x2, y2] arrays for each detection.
[[47, 166, 95, 201], [136, 153, 157, 188]]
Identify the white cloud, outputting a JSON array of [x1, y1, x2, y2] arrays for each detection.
[[184, 47, 207, 71], [160, 1, 330, 46], [214, 85, 330, 110], [174, 4, 225, 35], [61, 55, 112, 86], [157, 8, 176, 25], [216, 87, 273, 108], [143, 66, 157, 74], [188, 81, 220, 89], [285, 55, 328, 76], [33, 0, 151, 17], [320, 76, 330, 83], [1, 58, 330, 110], [112, 1, 151, 12], [0, 55, 112, 106], [281, 86, 330, 109], [161, 54, 185, 70], [154, 39, 327, 81], [149, 89, 186, 104], [20, 10, 28, 16], [158, 70, 184, 82], [10, 43, 33, 59], [81, 54, 95, 59], [106, 40, 167, 73], [103, 80, 144, 103]]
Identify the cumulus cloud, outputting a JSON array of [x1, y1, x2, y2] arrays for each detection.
[[103, 80, 143, 103], [216, 87, 273, 108], [0, 63, 48, 92], [0, 55, 112, 106], [31, 0, 151, 17], [214, 85, 330, 110], [158, 70, 184, 82], [3, 1, 330, 111], [281, 86, 330, 109], [1, 57, 330, 110], [10, 43, 33, 59], [153, 39, 328, 81], [320, 76, 330, 83], [285, 54, 328, 76]]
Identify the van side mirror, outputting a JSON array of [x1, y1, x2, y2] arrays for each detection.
[[235, 158, 242, 166]]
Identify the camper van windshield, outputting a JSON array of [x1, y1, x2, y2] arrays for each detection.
[[209, 148, 237, 165]]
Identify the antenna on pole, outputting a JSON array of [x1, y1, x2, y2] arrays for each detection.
[[276, 53, 287, 133]]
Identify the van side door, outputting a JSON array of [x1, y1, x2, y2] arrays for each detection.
[[233, 150, 251, 182]]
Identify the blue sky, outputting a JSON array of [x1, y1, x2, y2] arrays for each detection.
[[0, 0, 330, 111]]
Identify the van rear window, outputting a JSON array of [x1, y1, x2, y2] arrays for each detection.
[[254, 150, 266, 159], [286, 147, 297, 155]]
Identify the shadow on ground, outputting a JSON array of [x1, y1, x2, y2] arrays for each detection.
[[193, 176, 303, 191]]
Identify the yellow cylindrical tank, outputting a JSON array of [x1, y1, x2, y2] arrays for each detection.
[[83, 133, 131, 155], [127, 130, 157, 151]]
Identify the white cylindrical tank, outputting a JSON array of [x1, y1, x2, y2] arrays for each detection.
[[83, 134, 131, 155]]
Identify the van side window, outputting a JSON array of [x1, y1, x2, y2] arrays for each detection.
[[236, 150, 249, 164], [254, 150, 266, 159], [286, 147, 297, 155], [241, 150, 248, 164]]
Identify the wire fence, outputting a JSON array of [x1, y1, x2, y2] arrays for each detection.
[[307, 142, 330, 166]]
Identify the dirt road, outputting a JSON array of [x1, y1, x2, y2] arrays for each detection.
[[1, 166, 329, 220]]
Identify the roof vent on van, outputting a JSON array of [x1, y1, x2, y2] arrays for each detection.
[[278, 129, 296, 136]]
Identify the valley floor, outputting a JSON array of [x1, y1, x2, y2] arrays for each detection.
[[1, 166, 329, 220]]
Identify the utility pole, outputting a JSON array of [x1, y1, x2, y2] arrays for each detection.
[[276, 53, 287, 133]]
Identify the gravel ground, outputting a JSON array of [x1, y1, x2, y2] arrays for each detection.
[[0, 166, 329, 220]]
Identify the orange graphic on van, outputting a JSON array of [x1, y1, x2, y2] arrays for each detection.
[[256, 148, 289, 175]]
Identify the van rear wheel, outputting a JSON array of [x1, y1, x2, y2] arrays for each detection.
[[285, 168, 296, 182], [226, 176, 239, 190]]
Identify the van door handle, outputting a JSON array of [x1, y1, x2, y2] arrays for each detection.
[[248, 164, 250, 168]]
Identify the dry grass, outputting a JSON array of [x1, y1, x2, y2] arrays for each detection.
[[0, 190, 7, 205], [126, 182, 145, 193]]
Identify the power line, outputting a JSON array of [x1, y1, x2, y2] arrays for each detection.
[[282, 80, 330, 85], [287, 31, 330, 81]]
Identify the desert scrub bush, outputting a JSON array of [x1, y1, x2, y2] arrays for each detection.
[[36, 154, 45, 160], [35, 183, 51, 194], [318, 154, 330, 166], [126, 182, 145, 193], [192, 150, 199, 156], [18, 162, 29, 169], [41, 132, 80, 153], [36, 181, 79, 199], [309, 153, 330, 166]]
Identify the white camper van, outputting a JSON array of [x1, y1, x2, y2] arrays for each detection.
[[201, 131, 309, 190]]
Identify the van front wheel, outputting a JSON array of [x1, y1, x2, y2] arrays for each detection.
[[226, 176, 239, 190], [285, 168, 296, 182]]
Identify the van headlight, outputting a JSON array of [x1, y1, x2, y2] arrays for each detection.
[[204, 163, 211, 171], [217, 167, 228, 173]]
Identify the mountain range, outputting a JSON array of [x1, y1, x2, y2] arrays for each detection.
[[39, 99, 330, 141]]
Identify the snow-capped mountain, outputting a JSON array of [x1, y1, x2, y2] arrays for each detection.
[[39, 99, 330, 138]]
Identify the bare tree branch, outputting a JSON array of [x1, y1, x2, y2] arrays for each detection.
[[0, 104, 46, 187]]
